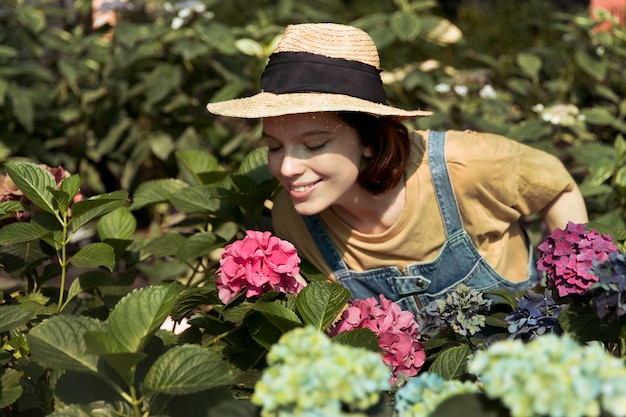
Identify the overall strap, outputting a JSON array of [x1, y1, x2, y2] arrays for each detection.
[[302, 214, 352, 279], [427, 131, 464, 237]]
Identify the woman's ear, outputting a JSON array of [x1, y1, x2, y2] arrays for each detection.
[[363, 145, 373, 158]]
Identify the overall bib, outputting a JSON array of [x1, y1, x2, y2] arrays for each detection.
[[302, 131, 536, 315]]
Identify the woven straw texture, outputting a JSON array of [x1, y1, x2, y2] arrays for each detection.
[[206, 23, 432, 119]]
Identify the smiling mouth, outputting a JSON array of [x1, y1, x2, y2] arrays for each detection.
[[289, 181, 320, 195], [292, 184, 314, 192]]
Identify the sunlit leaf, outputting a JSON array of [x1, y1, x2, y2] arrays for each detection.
[[70, 191, 129, 230], [128, 179, 188, 210], [107, 284, 178, 353], [295, 281, 351, 330], [252, 300, 302, 332], [29, 315, 106, 373], [97, 207, 137, 240], [5, 161, 56, 213], [170, 185, 221, 214]]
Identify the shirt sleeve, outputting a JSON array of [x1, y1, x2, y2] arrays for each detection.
[[444, 129, 576, 221]]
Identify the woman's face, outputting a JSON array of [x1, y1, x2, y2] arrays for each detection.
[[263, 112, 371, 216]]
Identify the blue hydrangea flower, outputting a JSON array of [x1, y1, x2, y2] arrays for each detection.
[[505, 288, 563, 341], [394, 372, 479, 417]]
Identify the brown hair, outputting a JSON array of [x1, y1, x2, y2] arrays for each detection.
[[337, 112, 411, 195]]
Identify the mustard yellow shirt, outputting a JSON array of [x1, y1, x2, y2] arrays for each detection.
[[272, 129, 576, 283]]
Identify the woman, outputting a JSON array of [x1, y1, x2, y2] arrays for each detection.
[[206, 23, 588, 314]]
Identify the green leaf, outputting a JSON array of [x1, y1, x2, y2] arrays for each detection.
[[7, 84, 34, 131], [615, 134, 626, 160], [128, 178, 189, 210], [149, 131, 175, 161], [429, 344, 471, 380], [70, 242, 115, 271], [83, 330, 146, 384], [0, 369, 23, 408], [252, 300, 302, 333], [61, 174, 82, 205], [237, 147, 273, 183], [97, 207, 137, 240], [5, 161, 56, 213], [584, 158, 616, 186], [0, 305, 36, 333], [295, 281, 351, 330], [170, 185, 221, 214], [170, 287, 221, 322], [17, 5, 46, 33], [143, 345, 233, 395], [516, 52, 542, 79], [29, 315, 106, 373], [65, 270, 113, 307], [0, 221, 49, 245], [107, 284, 178, 353], [0, 200, 28, 215], [331, 328, 381, 352], [176, 232, 223, 263], [575, 48, 607, 81], [144, 232, 187, 258], [558, 303, 618, 343], [615, 166, 626, 188], [581, 107, 616, 125], [70, 191, 129, 230], [246, 312, 283, 349], [389, 11, 423, 41], [432, 393, 510, 417], [176, 150, 220, 179]]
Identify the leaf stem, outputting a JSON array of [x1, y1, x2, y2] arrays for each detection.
[[56, 215, 70, 313]]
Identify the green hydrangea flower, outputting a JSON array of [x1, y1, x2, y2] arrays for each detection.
[[252, 326, 390, 417]]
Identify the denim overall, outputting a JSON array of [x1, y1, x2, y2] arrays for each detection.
[[302, 131, 535, 315]]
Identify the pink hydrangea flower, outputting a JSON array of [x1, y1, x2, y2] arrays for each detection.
[[216, 230, 303, 304], [329, 294, 426, 383], [537, 221, 618, 297]]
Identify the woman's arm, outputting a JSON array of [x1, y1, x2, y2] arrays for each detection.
[[540, 185, 589, 232]]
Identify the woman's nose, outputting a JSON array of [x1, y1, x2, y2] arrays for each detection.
[[279, 152, 305, 177]]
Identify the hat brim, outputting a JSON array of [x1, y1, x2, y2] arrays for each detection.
[[206, 92, 432, 120]]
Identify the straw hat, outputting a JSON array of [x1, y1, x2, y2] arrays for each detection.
[[205, 23, 432, 119]]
